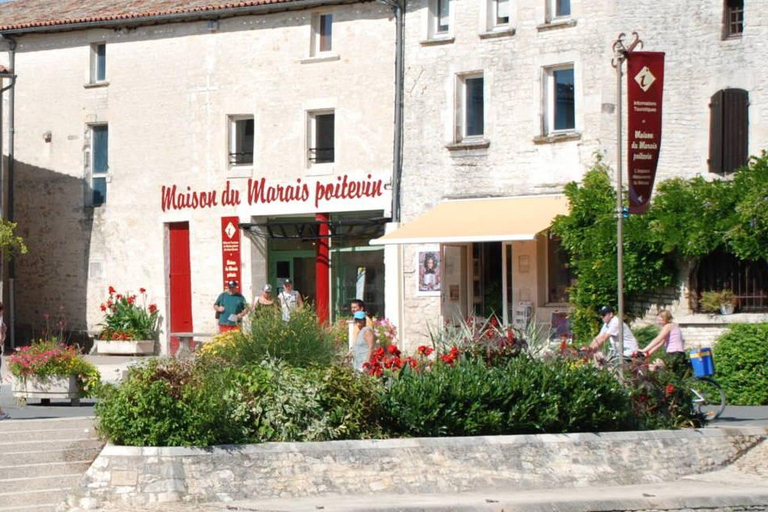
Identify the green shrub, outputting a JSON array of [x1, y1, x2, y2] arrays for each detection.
[[714, 323, 768, 405], [380, 357, 635, 437], [633, 324, 661, 350], [95, 358, 248, 447], [231, 307, 343, 367]]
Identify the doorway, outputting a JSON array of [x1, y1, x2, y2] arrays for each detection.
[[441, 244, 469, 324], [168, 222, 193, 356]]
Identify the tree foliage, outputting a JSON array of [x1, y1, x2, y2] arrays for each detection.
[[0, 219, 27, 259]]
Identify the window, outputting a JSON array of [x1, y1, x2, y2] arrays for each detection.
[[90, 43, 106, 83], [724, 0, 744, 38], [547, 235, 573, 304], [695, 249, 768, 312], [308, 111, 335, 164], [312, 13, 333, 55], [544, 66, 575, 133], [90, 125, 108, 206], [708, 89, 749, 175], [457, 74, 484, 140], [494, 0, 510, 26], [228, 116, 255, 166], [428, 0, 451, 37], [551, 0, 570, 18]]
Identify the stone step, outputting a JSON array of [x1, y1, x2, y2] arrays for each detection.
[[1, 442, 104, 466], [0, 474, 81, 493], [1, 438, 104, 456], [0, 426, 97, 444], [0, 461, 92, 479], [0, 487, 70, 509], [0, 504, 60, 512], [0, 418, 96, 435]]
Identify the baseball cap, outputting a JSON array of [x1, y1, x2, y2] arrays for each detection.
[[227, 280, 238, 288], [263, 284, 273, 292], [598, 306, 614, 316], [353, 311, 366, 320], [283, 278, 292, 285]]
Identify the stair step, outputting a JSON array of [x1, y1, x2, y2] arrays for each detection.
[[0, 461, 92, 479], [0, 474, 81, 493], [1, 444, 104, 466], [0, 488, 71, 508], [0, 504, 60, 512], [0, 427, 97, 444], [1, 438, 101, 453], [0, 418, 96, 435]]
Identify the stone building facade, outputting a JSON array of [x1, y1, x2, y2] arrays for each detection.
[[0, 0, 395, 352], [382, 0, 767, 349]]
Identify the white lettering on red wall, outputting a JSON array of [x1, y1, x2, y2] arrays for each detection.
[[161, 173, 386, 213]]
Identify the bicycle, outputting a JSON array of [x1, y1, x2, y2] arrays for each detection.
[[689, 374, 726, 420]]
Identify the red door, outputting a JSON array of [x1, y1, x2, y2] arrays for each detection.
[[169, 222, 193, 355]]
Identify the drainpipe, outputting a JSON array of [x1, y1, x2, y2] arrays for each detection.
[[0, 34, 16, 350]]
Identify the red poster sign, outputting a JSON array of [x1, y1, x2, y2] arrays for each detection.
[[221, 216, 242, 290], [627, 51, 665, 214]]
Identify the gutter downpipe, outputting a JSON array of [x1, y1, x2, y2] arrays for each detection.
[[0, 34, 16, 351]]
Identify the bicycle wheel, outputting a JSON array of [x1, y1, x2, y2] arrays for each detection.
[[691, 377, 726, 420]]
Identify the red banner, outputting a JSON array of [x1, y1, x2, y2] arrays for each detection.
[[627, 51, 665, 214], [221, 216, 242, 290]]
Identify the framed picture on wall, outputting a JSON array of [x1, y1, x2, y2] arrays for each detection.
[[416, 246, 441, 296]]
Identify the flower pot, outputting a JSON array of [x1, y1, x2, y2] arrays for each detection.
[[719, 303, 735, 315], [13, 375, 81, 406], [96, 339, 155, 355]]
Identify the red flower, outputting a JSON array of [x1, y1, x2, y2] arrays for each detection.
[[417, 345, 434, 357], [665, 384, 676, 397], [116, 294, 122, 300], [108, 286, 116, 295], [127, 297, 135, 305], [148, 304, 158, 314], [100, 304, 107, 312], [387, 344, 401, 357], [139, 287, 146, 294]]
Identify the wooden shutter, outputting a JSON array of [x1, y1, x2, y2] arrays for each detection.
[[708, 90, 724, 174], [722, 88, 749, 174]]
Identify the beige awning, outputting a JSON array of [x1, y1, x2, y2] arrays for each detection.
[[371, 195, 569, 245]]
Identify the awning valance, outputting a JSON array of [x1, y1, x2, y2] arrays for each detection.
[[370, 195, 569, 245]]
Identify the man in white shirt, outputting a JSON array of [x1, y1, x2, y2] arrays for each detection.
[[590, 306, 638, 357]]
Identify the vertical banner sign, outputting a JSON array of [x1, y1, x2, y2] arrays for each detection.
[[627, 51, 665, 214], [220, 217, 242, 290]]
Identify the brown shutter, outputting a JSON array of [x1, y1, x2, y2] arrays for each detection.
[[709, 90, 724, 174], [722, 88, 749, 174]]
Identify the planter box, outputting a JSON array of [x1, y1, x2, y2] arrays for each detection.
[[97, 339, 155, 355], [13, 375, 81, 406]]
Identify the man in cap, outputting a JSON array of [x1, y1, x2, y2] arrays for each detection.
[[278, 278, 303, 321], [214, 280, 248, 333], [589, 305, 639, 358]]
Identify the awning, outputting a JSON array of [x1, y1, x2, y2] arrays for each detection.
[[240, 217, 390, 240], [370, 195, 569, 245]]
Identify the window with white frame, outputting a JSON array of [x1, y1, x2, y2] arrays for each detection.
[[490, 0, 510, 28], [90, 124, 108, 206], [308, 111, 335, 164], [312, 13, 333, 55], [543, 65, 575, 134], [456, 74, 484, 141], [90, 43, 106, 83], [428, 0, 451, 37], [228, 116, 254, 166], [549, 0, 571, 19], [724, 0, 744, 38]]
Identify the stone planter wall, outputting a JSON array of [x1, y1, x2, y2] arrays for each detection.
[[64, 427, 767, 510], [12, 374, 80, 404]]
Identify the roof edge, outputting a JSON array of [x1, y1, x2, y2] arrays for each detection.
[[0, 0, 366, 35]]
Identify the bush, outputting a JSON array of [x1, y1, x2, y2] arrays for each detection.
[[221, 307, 343, 367], [633, 324, 660, 350], [379, 357, 635, 437], [96, 357, 383, 446], [95, 358, 248, 446], [714, 323, 768, 405], [8, 340, 100, 397]]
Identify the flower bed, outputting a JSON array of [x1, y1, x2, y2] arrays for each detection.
[[98, 286, 159, 354], [9, 340, 100, 404]]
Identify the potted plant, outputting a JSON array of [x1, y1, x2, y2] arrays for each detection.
[[96, 286, 160, 355], [699, 290, 737, 315], [9, 340, 100, 406]]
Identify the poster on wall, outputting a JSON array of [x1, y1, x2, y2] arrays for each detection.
[[416, 246, 441, 296]]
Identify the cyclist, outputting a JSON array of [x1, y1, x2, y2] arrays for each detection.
[[589, 306, 638, 358], [640, 309, 687, 375]]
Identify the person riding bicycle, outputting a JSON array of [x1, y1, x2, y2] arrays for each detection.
[[640, 309, 688, 375], [589, 306, 639, 358]]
